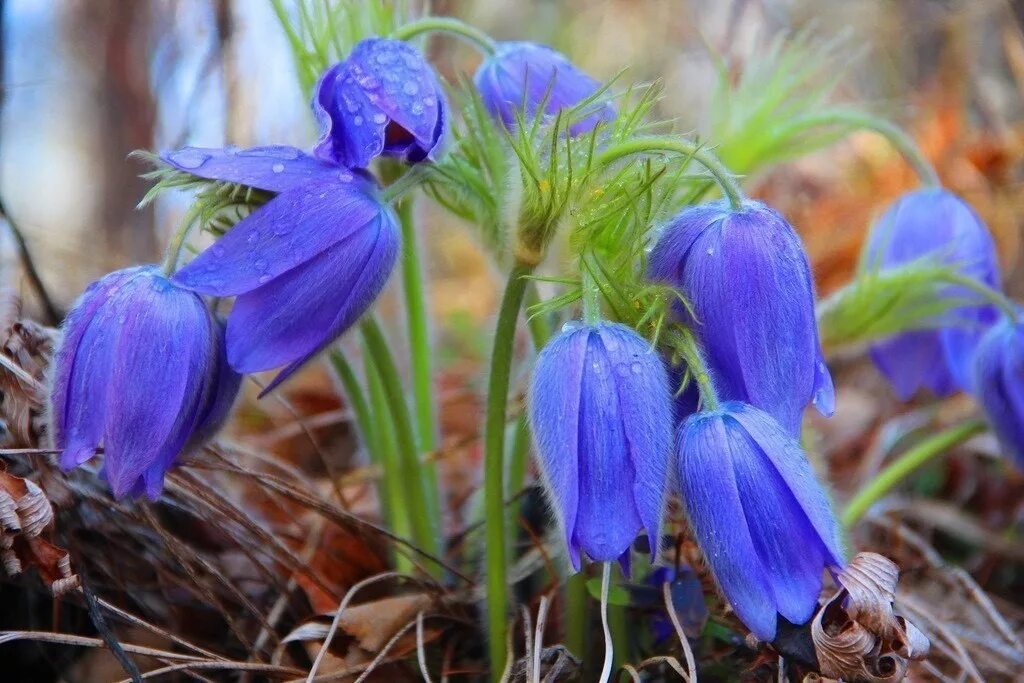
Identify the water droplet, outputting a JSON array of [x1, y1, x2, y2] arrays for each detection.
[[706, 247, 714, 256], [630, 362, 643, 375], [239, 145, 301, 160], [372, 112, 387, 125], [423, 95, 437, 107], [359, 75, 381, 90], [271, 163, 285, 173], [168, 148, 210, 169], [338, 171, 353, 182], [411, 102, 424, 116], [246, 232, 258, 244], [258, 274, 272, 284], [403, 81, 419, 96], [561, 320, 584, 333], [318, 192, 327, 199], [353, 115, 363, 126]]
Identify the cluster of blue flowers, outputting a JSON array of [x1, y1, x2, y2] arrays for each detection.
[[48, 17, 1023, 648]]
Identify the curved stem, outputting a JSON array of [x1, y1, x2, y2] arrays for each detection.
[[392, 16, 497, 55], [842, 418, 987, 527], [580, 252, 603, 325], [942, 271, 1020, 324], [360, 317, 439, 567], [675, 328, 719, 411], [483, 261, 534, 681], [162, 203, 203, 275], [596, 136, 744, 210], [599, 563, 613, 683], [791, 109, 941, 188]]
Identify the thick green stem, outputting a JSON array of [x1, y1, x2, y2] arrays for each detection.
[[675, 328, 720, 411], [392, 16, 497, 55], [327, 349, 375, 461], [580, 253, 603, 325], [483, 261, 534, 681], [790, 109, 941, 188], [842, 419, 987, 527], [162, 203, 202, 275], [396, 195, 438, 454], [360, 317, 439, 566], [596, 136, 744, 210], [564, 573, 588, 658]]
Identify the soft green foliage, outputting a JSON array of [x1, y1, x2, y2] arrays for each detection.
[[816, 258, 986, 350], [269, 0, 413, 96], [708, 29, 859, 175]]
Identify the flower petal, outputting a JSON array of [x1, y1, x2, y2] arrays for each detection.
[[226, 214, 399, 386], [870, 330, 956, 400], [161, 146, 343, 194], [597, 323, 673, 560], [529, 325, 589, 570], [173, 177, 381, 297], [678, 412, 778, 640]]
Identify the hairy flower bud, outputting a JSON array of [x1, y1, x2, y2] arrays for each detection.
[[864, 188, 1001, 399], [648, 200, 833, 436], [314, 38, 447, 169], [474, 41, 615, 135], [972, 317, 1024, 468], [677, 402, 845, 640], [49, 267, 240, 498], [529, 321, 673, 570]]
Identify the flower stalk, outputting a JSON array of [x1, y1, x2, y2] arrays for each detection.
[[393, 16, 497, 55]]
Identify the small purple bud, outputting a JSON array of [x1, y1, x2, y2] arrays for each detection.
[[528, 321, 673, 571], [648, 200, 833, 436], [49, 266, 238, 499], [972, 317, 1024, 469], [314, 38, 447, 169], [865, 188, 1001, 399], [677, 402, 845, 641], [474, 41, 615, 136]]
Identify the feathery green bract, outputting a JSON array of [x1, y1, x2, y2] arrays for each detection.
[[269, 0, 413, 96], [816, 258, 987, 351], [708, 29, 859, 175]]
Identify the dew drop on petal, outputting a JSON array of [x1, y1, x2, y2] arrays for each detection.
[[630, 362, 643, 375], [403, 81, 419, 95], [271, 163, 285, 173], [353, 115, 363, 126], [338, 171, 353, 182], [372, 112, 387, 124], [561, 320, 583, 333], [168, 149, 210, 169], [258, 274, 272, 284]]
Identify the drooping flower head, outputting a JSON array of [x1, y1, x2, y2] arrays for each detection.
[[528, 321, 673, 571], [863, 188, 1001, 399], [648, 200, 834, 436], [474, 41, 615, 136], [314, 38, 447, 169], [676, 402, 845, 641], [49, 266, 240, 499], [165, 159, 400, 394], [972, 316, 1024, 469]]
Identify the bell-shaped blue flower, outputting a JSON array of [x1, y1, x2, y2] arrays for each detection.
[[172, 172, 399, 394], [528, 321, 673, 570], [314, 38, 447, 169], [648, 200, 834, 436], [677, 402, 845, 641], [49, 266, 240, 499], [972, 317, 1024, 468], [474, 41, 615, 136], [864, 188, 1001, 399]]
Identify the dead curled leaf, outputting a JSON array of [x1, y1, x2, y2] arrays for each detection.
[[812, 552, 929, 682], [0, 288, 56, 447]]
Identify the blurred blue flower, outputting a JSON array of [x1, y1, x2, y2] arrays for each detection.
[[864, 188, 1001, 399], [474, 41, 615, 135], [676, 402, 845, 641], [171, 171, 399, 395], [648, 200, 833, 436], [314, 38, 447, 169], [50, 267, 240, 499], [529, 321, 673, 571], [972, 317, 1024, 468]]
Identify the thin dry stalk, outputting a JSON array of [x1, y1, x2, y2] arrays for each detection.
[[662, 581, 694, 682]]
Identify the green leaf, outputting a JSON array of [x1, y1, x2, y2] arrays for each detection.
[[585, 576, 633, 607]]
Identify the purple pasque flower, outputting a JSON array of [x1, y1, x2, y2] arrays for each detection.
[[528, 321, 673, 571], [171, 170, 399, 395], [677, 402, 845, 641], [864, 188, 1001, 399], [474, 41, 615, 136], [50, 266, 240, 499], [314, 38, 447, 169], [972, 316, 1024, 468], [648, 200, 834, 437]]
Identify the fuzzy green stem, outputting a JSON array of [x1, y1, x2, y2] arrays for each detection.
[[484, 261, 534, 681], [360, 317, 439, 567], [392, 16, 497, 55], [565, 573, 588, 658], [842, 419, 987, 527], [162, 203, 203, 275], [675, 328, 720, 411], [596, 136, 744, 210], [381, 165, 432, 204], [580, 253, 603, 325], [792, 109, 941, 188], [942, 271, 1020, 323]]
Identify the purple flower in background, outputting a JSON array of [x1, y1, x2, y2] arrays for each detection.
[[648, 200, 834, 437], [972, 317, 1024, 468], [677, 402, 844, 641], [170, 170, 399, 395], [864, 188, 1001, 399], [50, 267, 240, 499], [475, 41, 615, 135], [529, 321, 673, 571], [314, 38, 447, 169]]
